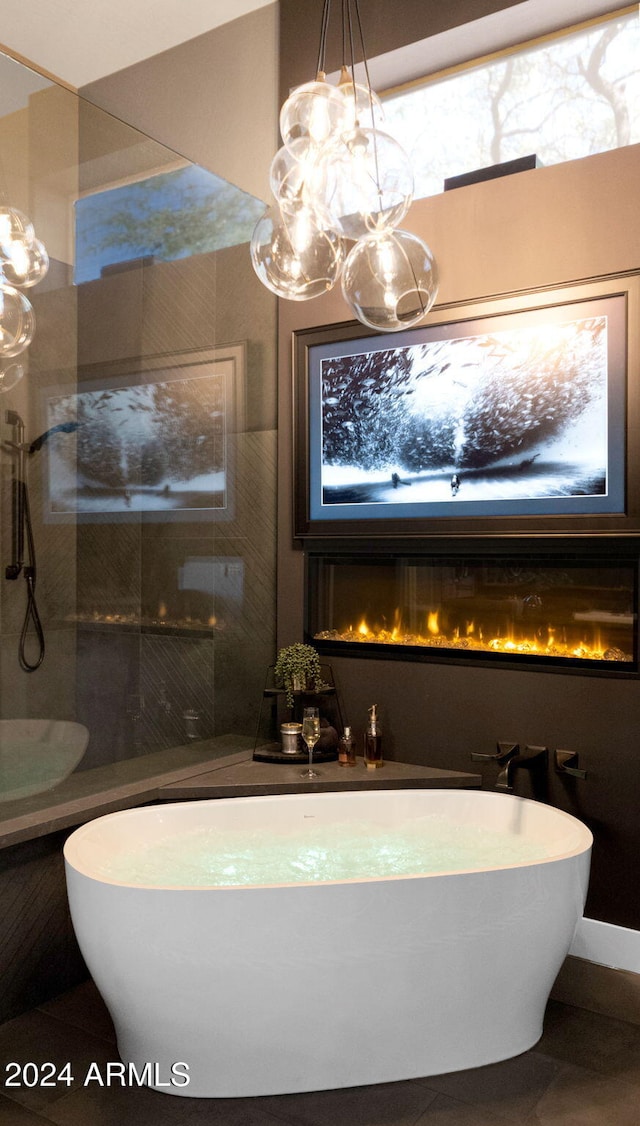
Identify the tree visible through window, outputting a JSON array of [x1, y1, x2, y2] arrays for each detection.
[[382, 8, 640, 198]]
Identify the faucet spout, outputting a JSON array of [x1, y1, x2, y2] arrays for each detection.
[[495, 761, 514, 790], [498, 744, 548, 791], [471, 741, 520, 789]]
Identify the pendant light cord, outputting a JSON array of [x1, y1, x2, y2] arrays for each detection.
[[316, 0, 332, 76], [352, 0, 375, 121], [346, 0, 383, 200]]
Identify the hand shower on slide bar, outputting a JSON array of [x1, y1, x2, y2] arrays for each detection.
[[3, 409, 45, 671]]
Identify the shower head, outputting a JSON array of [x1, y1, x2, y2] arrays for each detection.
[[29, 421, 79, 454]]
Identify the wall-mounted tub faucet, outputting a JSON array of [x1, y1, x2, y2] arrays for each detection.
[[496, 744, 548, 791], [471, 741, 520, 788], [471, 741, 548, 791]]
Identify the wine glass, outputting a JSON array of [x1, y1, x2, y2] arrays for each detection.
[[300, 706, 321, 778]]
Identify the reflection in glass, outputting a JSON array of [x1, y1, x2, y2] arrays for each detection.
[[0, 47, 276, 813], [45, 366, 229, 516], [0, 285, 35, 356], [74, 164, 264, 283]]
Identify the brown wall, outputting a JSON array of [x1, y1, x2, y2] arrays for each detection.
[[279, 0, 522, 99], [81, 3, 278, 203], [276, 9, 640, 930]]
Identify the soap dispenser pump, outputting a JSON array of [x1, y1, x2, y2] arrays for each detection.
[[364, 704, 383, 769]]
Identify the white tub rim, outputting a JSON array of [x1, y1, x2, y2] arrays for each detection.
[[63, 788, 593, 893]]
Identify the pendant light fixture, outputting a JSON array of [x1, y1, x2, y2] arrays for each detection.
[[250, 0, 438, 332]]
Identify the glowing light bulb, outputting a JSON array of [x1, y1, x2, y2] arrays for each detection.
[[336, 67, 385, 132], [279, 79, 348, 151], [342, 228, 438, 332], [250, 202, 345, 301], [307, 126, 413, 240], [270, 139, 319, 209]]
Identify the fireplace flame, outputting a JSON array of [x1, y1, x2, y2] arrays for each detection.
[[316, 612, 631, 663], [427, 611, 440, 636]]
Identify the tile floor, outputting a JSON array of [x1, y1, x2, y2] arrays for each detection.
[[0, 981, 639, 1125]]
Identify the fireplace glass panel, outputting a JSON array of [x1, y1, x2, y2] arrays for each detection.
[[307, 555, 637, 673]]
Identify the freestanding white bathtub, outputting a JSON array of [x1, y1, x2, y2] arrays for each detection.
[[64, 789, 592, 1099]]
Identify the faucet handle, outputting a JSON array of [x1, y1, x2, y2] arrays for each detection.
[[555, 748, 587, 779], [471, 741, 519, 763], [496, 741, 520, 762]]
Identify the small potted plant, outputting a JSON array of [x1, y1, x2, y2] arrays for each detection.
[[274, 642, 326, 707]]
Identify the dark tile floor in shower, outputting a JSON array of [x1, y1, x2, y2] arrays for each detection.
[[0, 980, 639, 1125]]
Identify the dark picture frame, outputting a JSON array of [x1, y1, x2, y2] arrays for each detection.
[[41, 344, 245, 524], [294, 274, 640, 540]]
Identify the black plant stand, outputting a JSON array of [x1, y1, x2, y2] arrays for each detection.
[[253, 663, 344, 762]]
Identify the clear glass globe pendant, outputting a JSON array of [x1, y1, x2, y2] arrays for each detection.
[[306, 125, 414, 241], [250, 74, 349, 303], [269, 139, 319, 209], [279, 78, 348, 151], [250, 201, 345, 301], [250, 0, 439, 331], [336, 66, 384, 131], [341, 228, 439, 332]]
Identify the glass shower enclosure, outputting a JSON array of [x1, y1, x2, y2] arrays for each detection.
[[0, 50, 277, 810]]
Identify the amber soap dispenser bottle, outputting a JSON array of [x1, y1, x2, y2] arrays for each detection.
[[364, 704, 383, 769]]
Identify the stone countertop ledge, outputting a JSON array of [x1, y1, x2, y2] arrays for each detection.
[[160, 755, 481, 800], [0, 734, 480, 849]]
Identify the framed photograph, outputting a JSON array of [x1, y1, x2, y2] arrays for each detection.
[[294, 275, 640, 540], [41, 344, 245, 523]]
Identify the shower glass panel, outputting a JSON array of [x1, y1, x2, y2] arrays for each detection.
[[0, 52, 277, 808]]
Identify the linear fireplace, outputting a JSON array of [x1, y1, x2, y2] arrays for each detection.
[[306, 551, 638, 675]]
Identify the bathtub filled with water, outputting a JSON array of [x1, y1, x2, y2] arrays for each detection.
[[64, 789, 592, 1098]]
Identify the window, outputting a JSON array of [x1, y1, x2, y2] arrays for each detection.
[[382, 7, 640, 199]]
